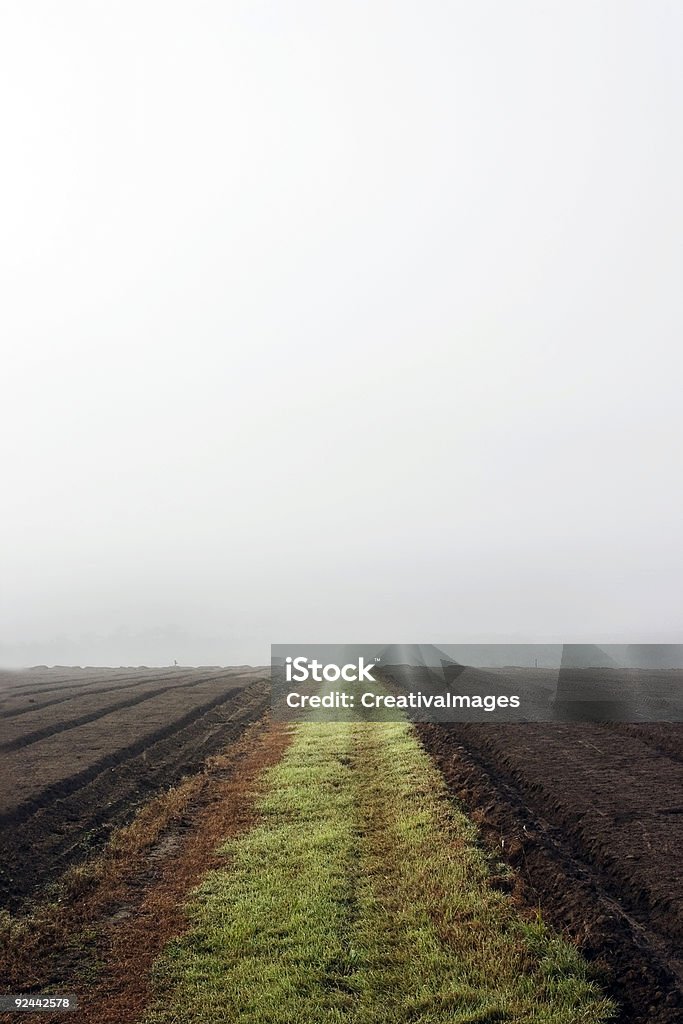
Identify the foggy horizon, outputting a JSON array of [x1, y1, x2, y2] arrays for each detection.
[[3, 3, 682, 667], [5, 634, 683, 671]]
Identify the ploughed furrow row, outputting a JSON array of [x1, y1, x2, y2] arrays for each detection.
[[0, 680, 269, 911], [0, 671, 249, 752], [0, 672, 159, 717], [1, 665, 256, 699], [0, 668, 229, 719], [37, 683, 269, 872], [417, 722, 683, 1024], [602, 722, 683, 764], [0, 669, 94, 694], [0, 668, 153, 700], [447, 724, 683, 945], [0, 675, 264, 823]]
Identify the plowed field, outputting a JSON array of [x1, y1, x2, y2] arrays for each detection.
[[0, 667, 269, 910], [417, 720, 683, 1024]]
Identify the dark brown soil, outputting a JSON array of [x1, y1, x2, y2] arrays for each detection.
[[417, 721, 683, 1024], [604, 721, 683, 763], [0, 668, 270, 910], [0, 668, 253, 752]]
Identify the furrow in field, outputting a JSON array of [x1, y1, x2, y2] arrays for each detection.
[[432, 723, 683, 946], [0, 680, 270, 910], [601, 721, 683, 763], [417, 722, 683, 1024], [0, 670, 250, 751], [0, 676, 264, 824], [0, 669, 154, 699], [0, 669, 233, 719], [33, 685, 268, 869]]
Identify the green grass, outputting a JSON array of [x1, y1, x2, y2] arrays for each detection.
[[144, 721, 614, 1023]]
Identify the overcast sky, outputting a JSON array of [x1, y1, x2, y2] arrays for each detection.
[[2, 2, 682, 666]]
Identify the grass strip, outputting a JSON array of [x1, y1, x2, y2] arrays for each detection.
[[350, 721, 613, 1023], [144, 720, 614, 1023]]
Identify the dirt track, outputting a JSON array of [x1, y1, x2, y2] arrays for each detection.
[[0, 668, 270, 910], [417, 721, 683, 1024]]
